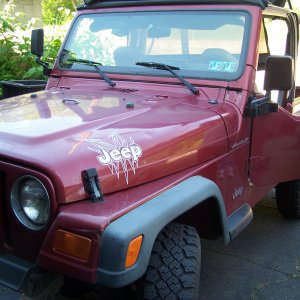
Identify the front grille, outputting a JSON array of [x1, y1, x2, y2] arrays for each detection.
[[0, 170, 11, 251]]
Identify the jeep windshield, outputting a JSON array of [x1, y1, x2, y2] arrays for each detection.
[[59, 10, 250, 81]]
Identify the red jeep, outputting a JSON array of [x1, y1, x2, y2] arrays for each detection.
[[0, 0, 299, 299]]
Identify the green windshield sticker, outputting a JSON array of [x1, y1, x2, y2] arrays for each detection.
[[209, 61, 237, 72]]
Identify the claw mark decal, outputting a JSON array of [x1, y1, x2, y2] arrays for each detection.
[[85, 131, 142, 184]]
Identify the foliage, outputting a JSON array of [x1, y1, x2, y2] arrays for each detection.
[[0, 2, 35, 81], [42, 0, 82, 25], [0, 1, 65, 82]]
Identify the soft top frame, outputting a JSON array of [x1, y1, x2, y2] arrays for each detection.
[[78, 0, 269, 10]]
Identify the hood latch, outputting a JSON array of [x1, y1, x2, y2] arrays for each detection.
[[82, 168, 103, 202]]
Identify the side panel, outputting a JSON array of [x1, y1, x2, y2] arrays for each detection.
[[250, 108, 300, 186], [213, 93, 253, 214]]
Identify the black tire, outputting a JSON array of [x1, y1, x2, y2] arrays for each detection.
[[276, 180, 300, 218], [140, 223, 201, 300]]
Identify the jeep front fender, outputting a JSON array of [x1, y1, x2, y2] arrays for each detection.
[[96, 176, 229, 287]]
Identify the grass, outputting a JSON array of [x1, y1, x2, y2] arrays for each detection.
[[250, 257, 300, 300]]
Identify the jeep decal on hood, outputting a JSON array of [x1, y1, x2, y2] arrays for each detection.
[[85, 131, 142, 184]]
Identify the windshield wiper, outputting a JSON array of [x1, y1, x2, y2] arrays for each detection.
[[136, 62, 199, 95], [67, 58, 116, 87]]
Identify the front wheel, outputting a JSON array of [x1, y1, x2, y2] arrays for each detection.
[[139, 223, 201, 300], [276, 180, 300, 218]]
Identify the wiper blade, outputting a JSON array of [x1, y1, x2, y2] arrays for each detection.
[[136, 61, 180, 70], [67, 58, 103, 66], [136, 61, 199, 95], [67, 58, 116, 87]]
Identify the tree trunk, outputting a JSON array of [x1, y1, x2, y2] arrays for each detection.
[[71, 0, 77, 10]]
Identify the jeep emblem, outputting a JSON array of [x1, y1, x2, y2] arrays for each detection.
[[85, 131, 143, 184], [97, 145, 142, 165]]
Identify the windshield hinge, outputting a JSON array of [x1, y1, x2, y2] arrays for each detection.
[[244, 94, 278, 118], [82, 168, 103, 202]]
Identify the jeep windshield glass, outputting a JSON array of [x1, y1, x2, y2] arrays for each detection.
[[59, 10, 250, 81]]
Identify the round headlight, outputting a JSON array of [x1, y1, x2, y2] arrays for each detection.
[[11, 176, 50, 230]]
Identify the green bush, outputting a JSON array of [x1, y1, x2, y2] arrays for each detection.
[[42, 0, 82, 25], [0, 2, 34, 81], [0, 1, 66, 83]]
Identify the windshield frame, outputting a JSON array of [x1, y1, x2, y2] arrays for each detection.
[[58, 9, 251, 82]]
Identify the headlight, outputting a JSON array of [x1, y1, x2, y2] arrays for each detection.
[[11, 176, 50, 230]]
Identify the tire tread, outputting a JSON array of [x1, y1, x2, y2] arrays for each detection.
[[276, 180, 300, 218], [141, 223, 201, 300]]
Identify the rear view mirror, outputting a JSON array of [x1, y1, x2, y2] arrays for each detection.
[[112, 28, 129, 37], [264, 55, 293, 92], [148, 26, 171, 38], [31, 29, 44, 58]]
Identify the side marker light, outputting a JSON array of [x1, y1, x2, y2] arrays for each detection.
[[54, 229, 92, 260], [125, 235, 143, 268]]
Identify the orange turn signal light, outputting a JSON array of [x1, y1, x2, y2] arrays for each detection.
[[125, 235, 143, 269], [53, 229, 92, 260]]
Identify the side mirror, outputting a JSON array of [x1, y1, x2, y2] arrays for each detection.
[[31, 29, 44, 58], [31, 29, 51, 76], [269, 0, 287, 7], [264, 55, 294, 92]]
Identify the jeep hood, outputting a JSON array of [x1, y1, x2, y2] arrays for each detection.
[[0, 83, 228, 203]]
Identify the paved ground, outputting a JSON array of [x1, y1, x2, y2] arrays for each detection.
[[200, 193, 300, 299], [57, 193, 300, 300]]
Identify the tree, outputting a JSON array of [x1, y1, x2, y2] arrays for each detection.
[[42, 0, 82, 25]]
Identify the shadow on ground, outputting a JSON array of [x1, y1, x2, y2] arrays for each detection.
[[200, 194, 300, 299]]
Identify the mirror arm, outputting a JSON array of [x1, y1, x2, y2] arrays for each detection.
[[265, 91, 271, 100], [35, 57, 51, 76]]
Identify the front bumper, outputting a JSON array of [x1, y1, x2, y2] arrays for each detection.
[[0, 283, 23, 300], [0, 254, 63, 300]]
